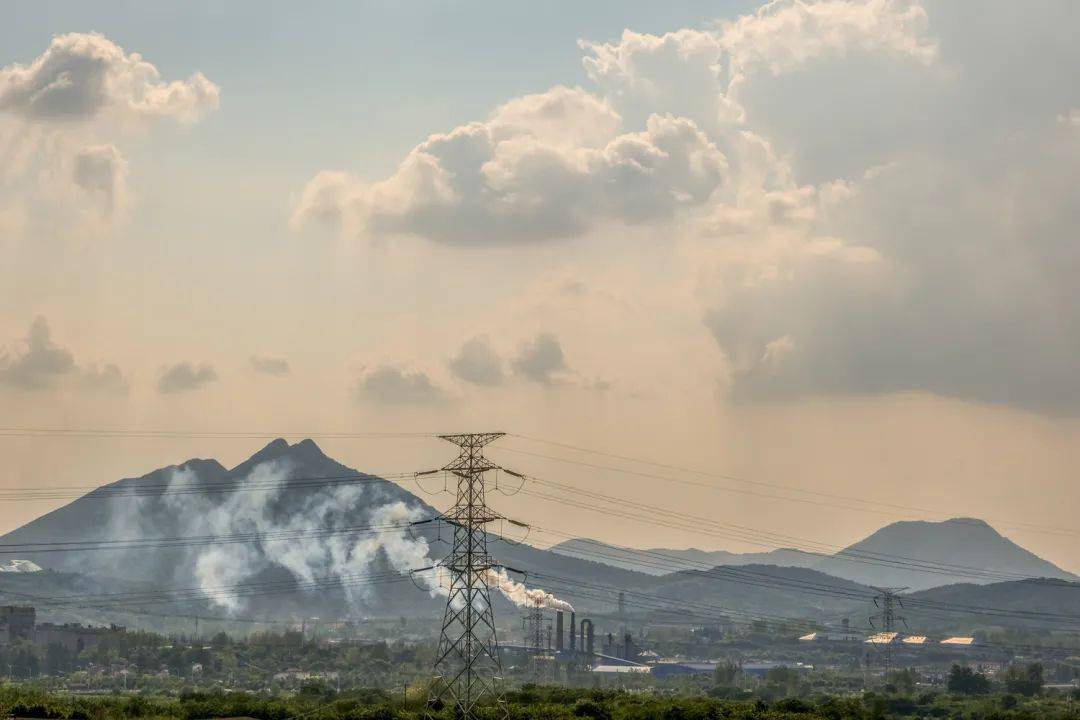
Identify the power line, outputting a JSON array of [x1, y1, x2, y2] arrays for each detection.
[[513, 479, 1057, 585], [503, 434, 1080, 539], [0, 428, 435, 439], [519, 528, 1080, 628]]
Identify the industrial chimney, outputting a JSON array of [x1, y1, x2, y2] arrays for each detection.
[[556, 611, 564, 651]]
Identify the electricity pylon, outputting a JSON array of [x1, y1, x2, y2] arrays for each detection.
[[418, 432, 523, 720], [869, 586, 908, 679]]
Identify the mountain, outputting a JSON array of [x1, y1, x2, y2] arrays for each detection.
[[0, 439, 654, 625], [640, 563, 870, 625], [813, 518, 1079, 591], [552, 519, 1076, 592], [550, 538, 824, 575], [2, 441, 1075, 636], [903, 578, 1080, 630]]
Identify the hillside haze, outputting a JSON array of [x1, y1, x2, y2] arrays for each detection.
[[554, 519, 1076, 591], [0, 440, 1076, 635]]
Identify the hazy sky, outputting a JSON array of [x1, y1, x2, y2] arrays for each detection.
[[2, 1, 1078, 571]]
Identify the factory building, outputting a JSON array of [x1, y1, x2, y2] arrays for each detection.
[[0, 606, 35, 643]]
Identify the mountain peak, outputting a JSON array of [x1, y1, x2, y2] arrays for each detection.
[[291, 438, 330, 460], [942, 517, 991, 528]]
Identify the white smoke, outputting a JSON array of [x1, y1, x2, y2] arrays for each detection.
[[156, 460, 442, 612], [484, 567, 574, 613], [104, 455, 568, 617]]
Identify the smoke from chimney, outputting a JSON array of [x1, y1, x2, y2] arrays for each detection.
[[483, 568, 574, 613]]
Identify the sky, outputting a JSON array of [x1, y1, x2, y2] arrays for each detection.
[[1, 1, 1078, 572]]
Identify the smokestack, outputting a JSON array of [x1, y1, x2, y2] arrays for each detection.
[[556, 611, 564, 651], [569, 612, 576, 651], [582, 619, 594, 656]]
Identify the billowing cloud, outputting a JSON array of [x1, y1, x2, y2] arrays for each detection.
[[693, 1, 1080, 415], [581, 0, 934, 132], [512, 333, 567, 384], [158, 362, 218, 394], [0, 33, 219, 231], [448, 336, 504, 386], [0, 316, 75, 390], [293, 87, 727, 245], [718, 0, 936, 79], [0, 32, 218, 122], [356, 366, 445, 405], [250, 355, 290, 376]]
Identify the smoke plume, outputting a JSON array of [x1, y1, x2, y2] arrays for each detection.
[[152, 459, 441, 612], [484, 567, 574, 613]]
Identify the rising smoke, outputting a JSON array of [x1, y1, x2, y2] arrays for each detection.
[[105, 454, 571, 616], [158, 459, 442, 611], [484, 567, 574, 613]]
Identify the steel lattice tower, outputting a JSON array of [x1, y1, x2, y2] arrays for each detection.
[[869, 586, 908, 679], [524, 599, 544, 652], [425, 432, 513, 720]]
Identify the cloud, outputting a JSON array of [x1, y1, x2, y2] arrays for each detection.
[[71, 143, 128, 217], [294, 2, 936, 248], [356, 366, 445, 405], [512, 333, 567, 384], [0, 32, 218, 122], [718, 0, 936, 79], [81, 363, 128, 395], [690, 0, 1080, 415], [448, 336, 504, 386], [250, 355, 290, 376], [293, 88, 727, 245], [580, 0, 934, 132], [296, 0, 1076, 416], [0, 33, 219, 232], [0, 316, 75, 390], [158, 362, 218, 394]]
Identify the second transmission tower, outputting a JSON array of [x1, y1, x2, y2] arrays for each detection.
[[869, 586, 908, 680]]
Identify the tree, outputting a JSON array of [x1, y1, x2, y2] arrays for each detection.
[[947, 664, 991, 695], [887, 668, 917, 694], [1004, 662, 1044, 697], [713, 660, 740, 687]]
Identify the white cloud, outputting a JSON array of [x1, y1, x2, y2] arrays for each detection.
[[719, 0, 936, 80], [0, 33, 219, 231], [293, 89, 727, 245], [0, 32, 218, 123]]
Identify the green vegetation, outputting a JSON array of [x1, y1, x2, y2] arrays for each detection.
[[1, 684, 1080, 720]]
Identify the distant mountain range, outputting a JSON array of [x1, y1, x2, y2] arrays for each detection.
[[0, 439, 1075, 635], [551, 519, 1077, 591]]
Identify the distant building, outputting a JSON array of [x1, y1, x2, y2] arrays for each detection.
[[35, 623, 124, 653], [650, 662, 717, 679], [0, 606, 35, 643], [591, 664, 651, 674], [865, 632, 900, 646], [940, 636, 977, 649]]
